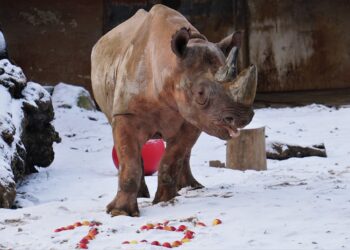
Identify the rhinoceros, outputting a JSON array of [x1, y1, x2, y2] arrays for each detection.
[[91, 4, 257, 217]]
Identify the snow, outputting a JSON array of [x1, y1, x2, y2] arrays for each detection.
[[0, 102, 349, 249]]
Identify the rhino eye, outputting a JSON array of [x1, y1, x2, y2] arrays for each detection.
[[194, 84, 210, 107]]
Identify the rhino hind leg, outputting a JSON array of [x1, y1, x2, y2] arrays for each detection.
[[107, 116, 147, 217], [177, 152, 204, 191]]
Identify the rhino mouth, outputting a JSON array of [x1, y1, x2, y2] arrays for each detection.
[[223, 125, 240, 138], [208, 123, 240, 140]]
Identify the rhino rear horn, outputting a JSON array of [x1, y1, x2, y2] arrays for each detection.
[[226, 65, 257, 106], [215, 46, 239, 82]]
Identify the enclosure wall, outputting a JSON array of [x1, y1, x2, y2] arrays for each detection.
[[1, 0, 349, 92]]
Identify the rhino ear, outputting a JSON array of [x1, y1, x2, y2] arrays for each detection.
[[171, 27, 190, 58], [217, 31, 242, 57]]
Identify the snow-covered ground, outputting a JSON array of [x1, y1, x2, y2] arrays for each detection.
[[0, 101, 349, 250]]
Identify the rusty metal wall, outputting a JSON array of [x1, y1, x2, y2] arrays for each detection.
[[104, 0, 350, 92], [247, 0, 350, 92], [103, 0, 235, 42], [0, 0, 103, 92], [0, 0, 349, 93]]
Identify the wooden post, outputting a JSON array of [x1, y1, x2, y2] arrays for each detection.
[[226, 127, 267, 171]]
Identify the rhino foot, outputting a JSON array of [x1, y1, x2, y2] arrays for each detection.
[[106, 194, 140, 217], [137, 186, 150, 198], [189, 179, 204, 190], [153, 184, 179, 204], [177, 171, 204, 191], [177, 179, 204, 191]]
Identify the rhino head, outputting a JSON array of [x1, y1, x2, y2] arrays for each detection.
[[171, 28, 257, 140]]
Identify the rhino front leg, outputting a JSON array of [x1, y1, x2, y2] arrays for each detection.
[[176, 125, 203, 190], [153, 140, 182, 204], [106, 116, 146, 217], [177, 150, 204, 191], [137, 159, 150, 198], [153, 122, 202, 203]]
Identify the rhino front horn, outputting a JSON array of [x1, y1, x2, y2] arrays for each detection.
[[226, 64, 257, 106]]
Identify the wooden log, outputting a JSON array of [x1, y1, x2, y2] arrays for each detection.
[[266, 141, 327, 160], [226, 127, 267, 171], [209, 160, 225, 168]]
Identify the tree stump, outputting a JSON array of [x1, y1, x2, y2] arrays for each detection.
[[226, 127, 267, 171]]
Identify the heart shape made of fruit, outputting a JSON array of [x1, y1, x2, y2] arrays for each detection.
[[53, 218, 222, 249]]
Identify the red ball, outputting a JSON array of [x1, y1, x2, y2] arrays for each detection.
[[112, 139, 165, 176]]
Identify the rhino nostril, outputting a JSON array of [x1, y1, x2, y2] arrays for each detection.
[[223, 116, 234, 124]]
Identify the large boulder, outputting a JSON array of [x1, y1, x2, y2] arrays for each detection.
[[52, 82, 96, 111], [21, 82, 61, 174], [0, 59, 60, 208]]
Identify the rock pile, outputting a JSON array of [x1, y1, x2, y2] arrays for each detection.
[[0, 59, 60, 208]]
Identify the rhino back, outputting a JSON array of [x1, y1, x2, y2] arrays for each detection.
[[91, 9, 148, 122], [91, 5, 196, 122]]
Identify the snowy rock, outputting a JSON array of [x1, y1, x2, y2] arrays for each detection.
[[21, 82, 61, 173], [52, 83, 96, 110], [0, 61, 60, 208], [0, 86, 24, 208], [0, 30, 7, 59], [0, 59, 26, 98]]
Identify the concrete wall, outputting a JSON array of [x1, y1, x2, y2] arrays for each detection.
[[0, 0, 103, 92]]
